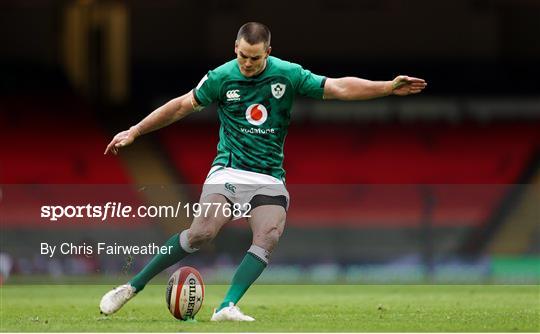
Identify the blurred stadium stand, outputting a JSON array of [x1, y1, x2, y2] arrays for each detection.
[[1, 0, 538, 284], [0, 96, 131, 184]]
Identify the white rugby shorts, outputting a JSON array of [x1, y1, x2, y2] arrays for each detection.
[[200, 166, 289, 219]]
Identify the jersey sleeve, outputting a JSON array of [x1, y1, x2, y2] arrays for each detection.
[[193, 70, 221, 109], [294, 65, 327, 99]]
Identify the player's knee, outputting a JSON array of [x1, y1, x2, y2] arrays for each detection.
[[188, 228, 215, 247], [256, 224, 282, 252], [266, 227, 281, 248], [188, 223, 218, 247]]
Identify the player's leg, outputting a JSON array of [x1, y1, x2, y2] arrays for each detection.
[[219, 202, 285, 306], [212, 195, 286, 321], [100, 194, 231, 315], [129, 194, 231, 291]]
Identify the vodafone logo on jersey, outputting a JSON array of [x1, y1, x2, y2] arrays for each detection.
[[245, 104, 268, 126]]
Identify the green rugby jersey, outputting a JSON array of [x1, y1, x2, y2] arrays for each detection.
[[193, 56, 326, 181]]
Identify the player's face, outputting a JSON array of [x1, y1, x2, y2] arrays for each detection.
[[235, 38, 271, 77]]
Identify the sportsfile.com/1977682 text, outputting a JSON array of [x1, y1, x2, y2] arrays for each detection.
[[40, 202, 252, 222]]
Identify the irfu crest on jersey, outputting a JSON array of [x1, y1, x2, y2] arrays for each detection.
[[271, 83, 286, 99]]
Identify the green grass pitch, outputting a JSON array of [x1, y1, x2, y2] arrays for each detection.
[[1, 284, 539, 332]]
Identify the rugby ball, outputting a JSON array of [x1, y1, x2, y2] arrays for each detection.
[[165, 266, 205, 320]]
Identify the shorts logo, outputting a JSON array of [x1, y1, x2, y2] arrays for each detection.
[[226, 89, 241, 102], [271, 83, 286, 99], [224, 182, 236, 194], [245, 104, 268, 126]]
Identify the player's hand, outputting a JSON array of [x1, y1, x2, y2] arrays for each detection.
[[390, 75, 427, 96], [104, 126, 140, 155]]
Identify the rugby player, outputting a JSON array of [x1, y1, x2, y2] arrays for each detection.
[[101, 22, 427, 321]]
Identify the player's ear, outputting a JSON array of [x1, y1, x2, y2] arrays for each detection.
[[234, 40, 239, 54], [266, 46, 272, 57]]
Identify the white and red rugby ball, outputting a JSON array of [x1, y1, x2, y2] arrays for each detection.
[[166, 266, 205, 320]]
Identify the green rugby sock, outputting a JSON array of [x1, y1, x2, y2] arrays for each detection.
[[218, 245, 269, 311], [129, 231, 196, 292]]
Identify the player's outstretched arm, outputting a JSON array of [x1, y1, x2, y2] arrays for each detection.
[[323, 75, 427, 100], [104, 91, 198, 155]]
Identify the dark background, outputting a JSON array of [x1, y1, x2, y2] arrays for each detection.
[[2, 0, 539, 103]]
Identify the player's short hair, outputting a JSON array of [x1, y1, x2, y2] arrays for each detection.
[[236, 22, 271, 49]]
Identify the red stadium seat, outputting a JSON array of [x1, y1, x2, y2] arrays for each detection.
[[159, 121, 539, 228]]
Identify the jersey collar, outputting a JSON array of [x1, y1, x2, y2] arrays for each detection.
[[237, 57, 270, 79]]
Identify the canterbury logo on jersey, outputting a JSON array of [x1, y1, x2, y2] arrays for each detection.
[[226, 90, 241, 101]]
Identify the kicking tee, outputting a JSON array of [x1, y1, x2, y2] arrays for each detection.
[[193, 56, 326, 181]]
